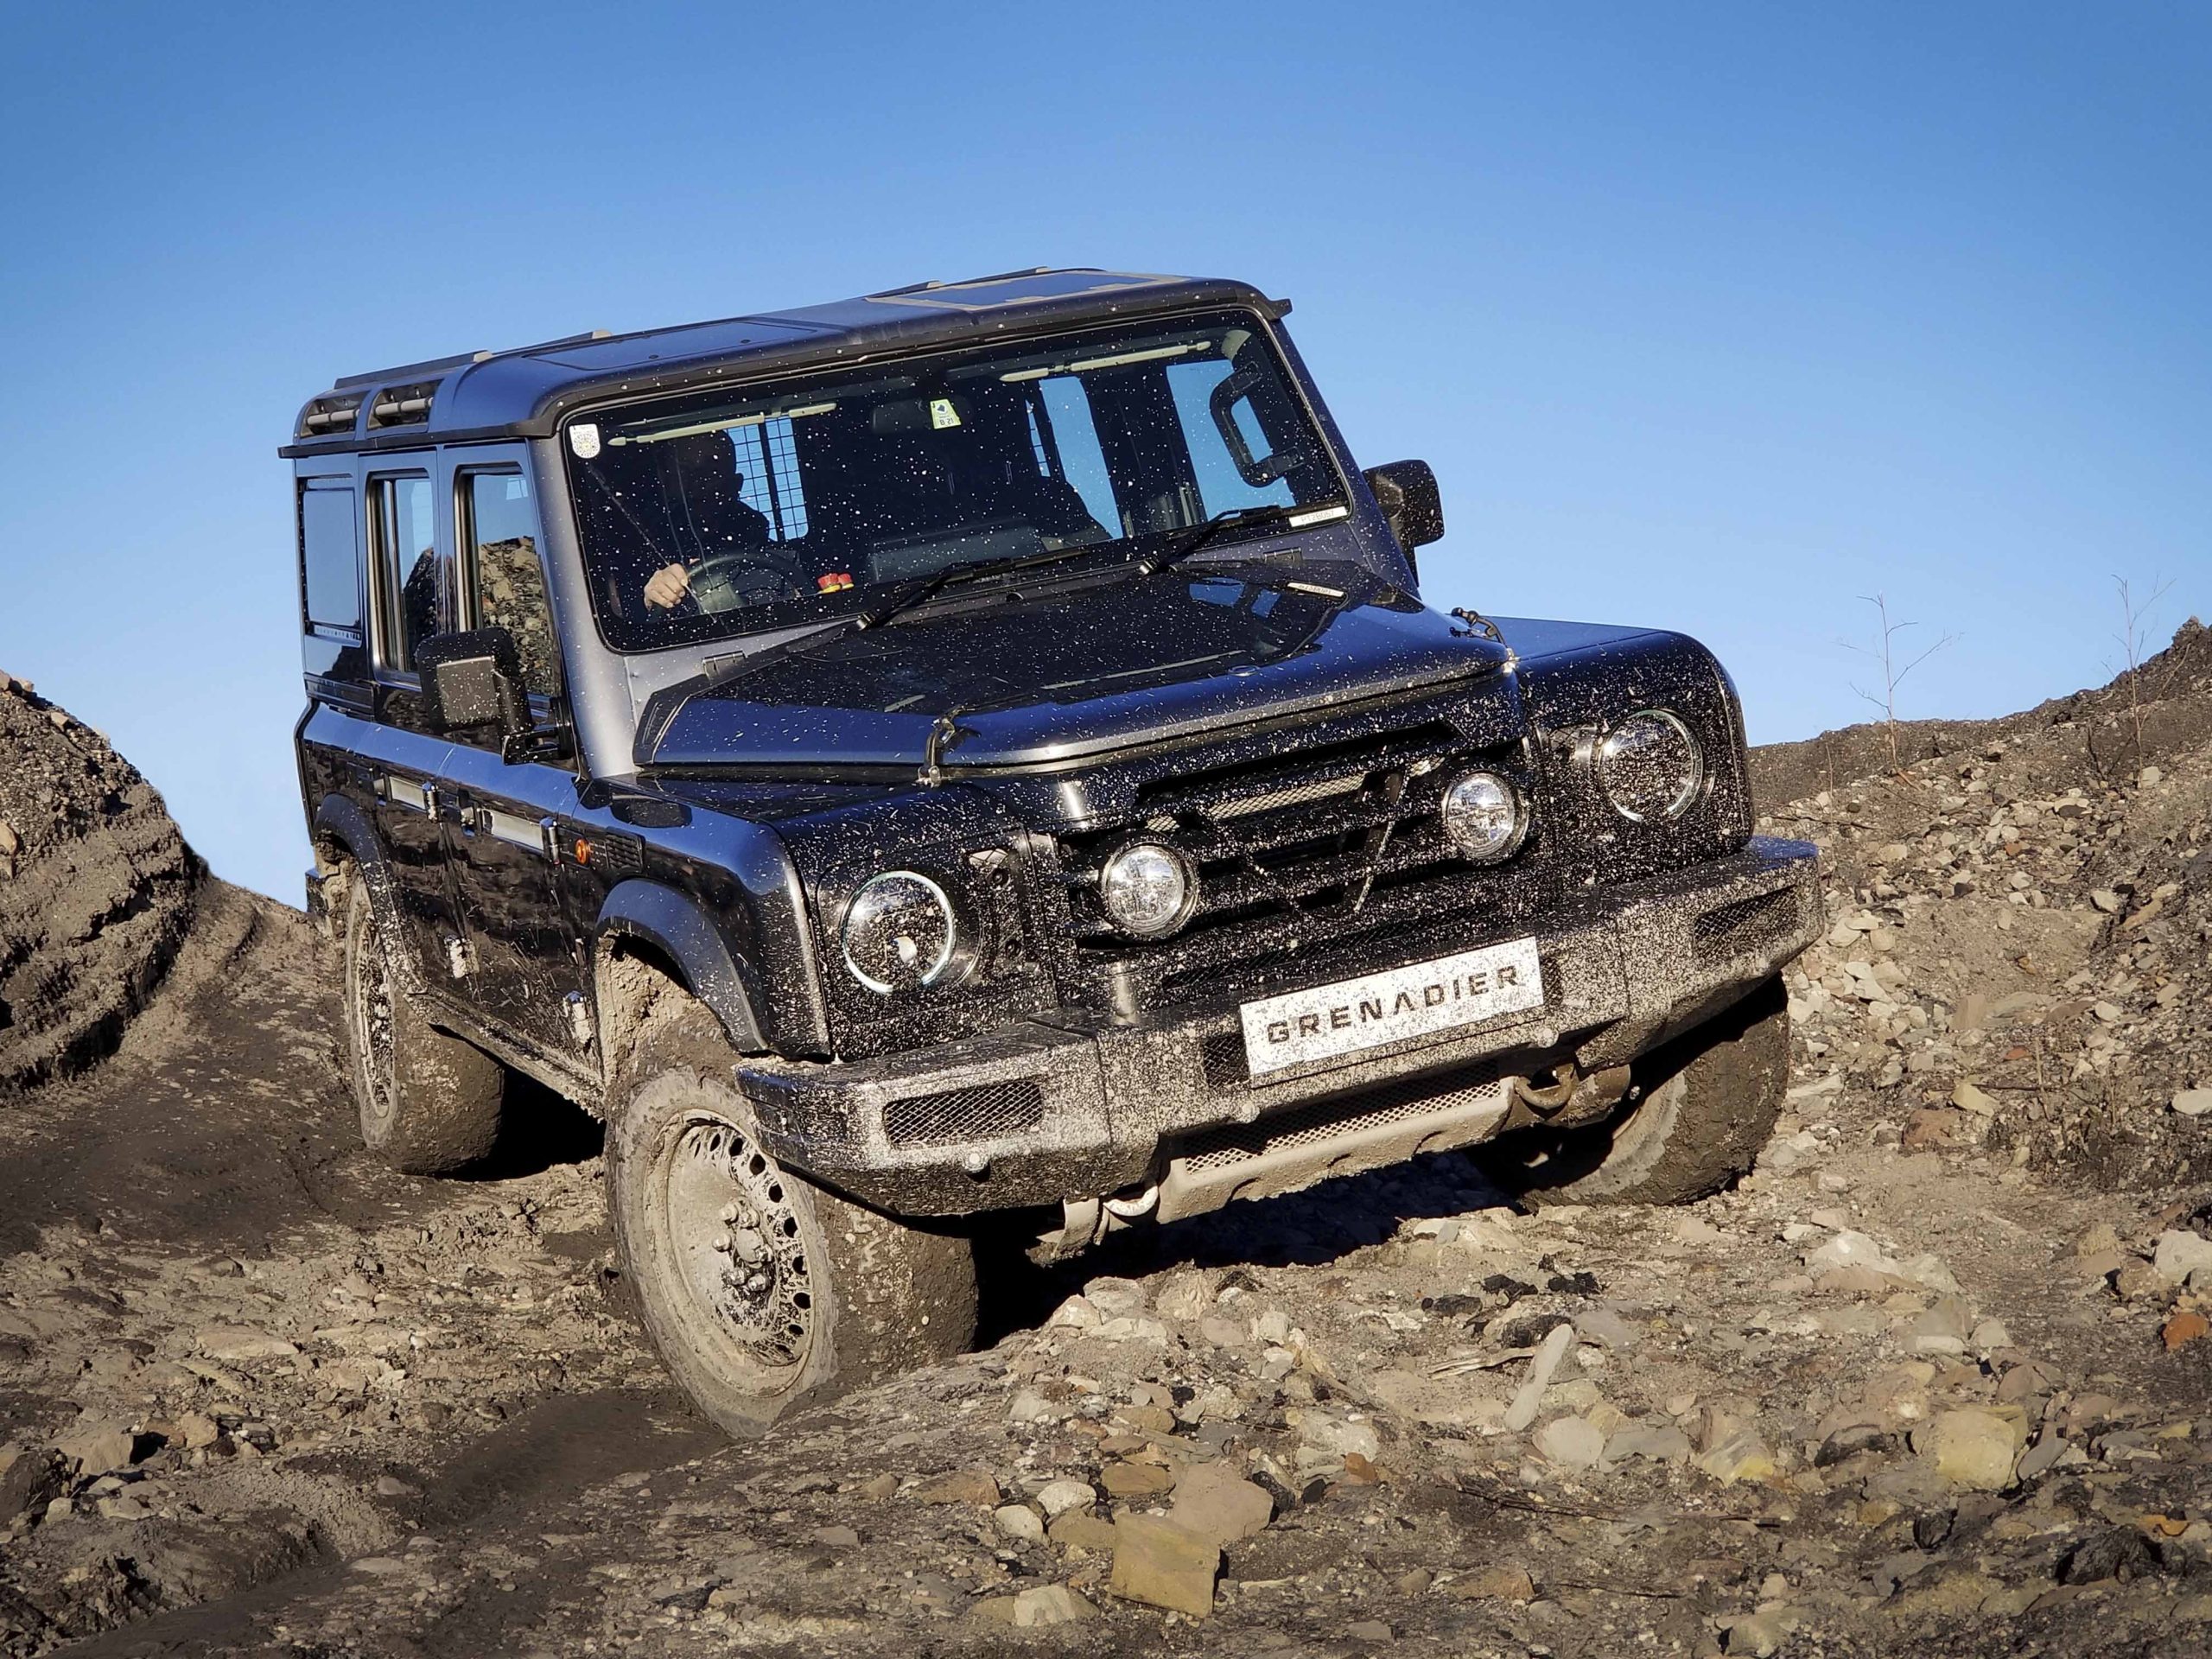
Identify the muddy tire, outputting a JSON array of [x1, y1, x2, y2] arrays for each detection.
[[340, 877, 505, 1175], [606, 988, 977, 1438], [1494, 977, 1790, 1205]]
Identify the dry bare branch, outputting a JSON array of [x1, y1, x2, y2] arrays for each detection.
[[1840, 593, 1960, 773]]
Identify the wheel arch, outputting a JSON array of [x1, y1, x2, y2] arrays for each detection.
[[310, 792, 397, 933], [594, 879, 770, 1067]]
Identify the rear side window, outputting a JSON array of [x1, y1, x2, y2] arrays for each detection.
[[298, 480, 361, 635], [461, 471, 560, 697], [370, 474, 439, 673]]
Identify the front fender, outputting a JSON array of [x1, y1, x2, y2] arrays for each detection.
[[596, 880, 768, 1055]]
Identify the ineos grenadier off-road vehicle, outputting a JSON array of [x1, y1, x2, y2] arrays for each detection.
[[285, 268, 1819, 1434]]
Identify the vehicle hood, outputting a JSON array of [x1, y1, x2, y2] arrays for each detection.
[[640, 565, 1513, 772]]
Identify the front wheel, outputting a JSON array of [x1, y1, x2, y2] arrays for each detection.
[[1491, 976, 1790, 1205], [606, 990, 977, 1437]]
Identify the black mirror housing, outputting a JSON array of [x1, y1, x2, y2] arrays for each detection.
[[1364, 460, 1445, 553], [416, 627, 529, 740]]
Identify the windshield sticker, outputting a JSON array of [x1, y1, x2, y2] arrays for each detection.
[[929, 397, 962, 429], [569, 423, 601, 459]]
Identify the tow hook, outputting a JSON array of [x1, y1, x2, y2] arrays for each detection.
[[1511, 1062, 1633, 1128]]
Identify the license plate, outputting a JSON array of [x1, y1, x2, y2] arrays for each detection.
[[1238, 938, 1544, 1077]]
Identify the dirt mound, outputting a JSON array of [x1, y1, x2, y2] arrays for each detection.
[[1752, 615, 2212, 810], [1758, 619, 2212, 1193], [0, 670, 201, 1096]]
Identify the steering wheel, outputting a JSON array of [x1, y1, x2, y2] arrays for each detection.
[[681, 555, 800, 614]]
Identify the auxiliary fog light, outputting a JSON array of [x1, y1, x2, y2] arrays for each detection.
[[1440, 770, 1527, 863], [1097, 842, 1197, 939]]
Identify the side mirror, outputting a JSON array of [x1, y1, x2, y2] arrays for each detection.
[[1363, 460, 1445, 566], [416, 627, 529, 743]]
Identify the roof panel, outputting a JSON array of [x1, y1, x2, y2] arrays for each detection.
[[283, 267, 1276, 457], [527, 316, 827, 372]]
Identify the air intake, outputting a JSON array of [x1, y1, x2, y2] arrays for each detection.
[[296, 394, 363, 438], [368, 380, 439, 428]]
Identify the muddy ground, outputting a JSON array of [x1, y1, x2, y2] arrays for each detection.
[[3, 628, 2211, 1658]]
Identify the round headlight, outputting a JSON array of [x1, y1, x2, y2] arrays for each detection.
[[1595, 709, 1704, 823], [1097, 842, 1197, 939], [1440, 770, 1527, 863], [841, 871, 958, 994]]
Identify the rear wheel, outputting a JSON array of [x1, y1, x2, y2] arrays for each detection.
[[1492, 977, 1790, 1205], [605, 986, 977, 1437], [341, 876, 505, 1175]]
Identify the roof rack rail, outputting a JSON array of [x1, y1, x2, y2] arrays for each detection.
[[334, 349, 490, 391], [867, 267, 1075, 299], [488, 327, 612, 361]]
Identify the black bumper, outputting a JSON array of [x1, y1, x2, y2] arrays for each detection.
[[736, 836, 1821, 1217]]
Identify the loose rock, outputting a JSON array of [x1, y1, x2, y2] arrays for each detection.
[[1168, 1460, 1273, 1546], [1921, 1408, 2025, 1491], [1110, 1514, 1219, 1618]]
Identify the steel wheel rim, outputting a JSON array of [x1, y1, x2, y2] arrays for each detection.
[[351, 917, 399, 1135], [660, 1116, 815, 1381]]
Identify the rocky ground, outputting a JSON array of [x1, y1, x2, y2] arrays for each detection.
[[3, 627, 2210, 1657]]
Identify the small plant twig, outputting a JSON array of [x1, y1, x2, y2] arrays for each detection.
[[1841, 594, 1958, 775], [2110, 574, 2176, 771]]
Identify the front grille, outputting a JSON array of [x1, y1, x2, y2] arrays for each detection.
[[1694, 887, 1798, 964], [881, 1080, 1046, 1147], [1049, 718, 1548, 1012], [1175, 1058, 1506, 1173]]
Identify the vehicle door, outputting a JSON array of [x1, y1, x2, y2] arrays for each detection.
[[361, 463, 467, 984], [434, 457, 588, 1058]]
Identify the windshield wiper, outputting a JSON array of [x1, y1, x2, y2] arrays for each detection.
[[855, 539, 1096, 632], [690, 542, 1105, 699], [1133, 500, 1338, 579]]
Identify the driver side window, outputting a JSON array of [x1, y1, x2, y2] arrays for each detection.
[[460, 471, 560, 700]]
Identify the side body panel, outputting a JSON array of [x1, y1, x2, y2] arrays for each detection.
[[438, 740, 583, 1058]]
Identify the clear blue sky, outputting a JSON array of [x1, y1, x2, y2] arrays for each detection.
[[2, 3, 2204, 901]]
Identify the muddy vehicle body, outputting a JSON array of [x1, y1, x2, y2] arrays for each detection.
[[284, 268, 1820, 1432]]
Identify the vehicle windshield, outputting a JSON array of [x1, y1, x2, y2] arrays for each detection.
[[564, 309, 1346, 652]]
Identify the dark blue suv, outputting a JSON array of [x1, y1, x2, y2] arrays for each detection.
[[284, 268, 1819, 1434]]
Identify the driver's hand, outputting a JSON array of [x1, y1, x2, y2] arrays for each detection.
[[644, 563, 691, 610]]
